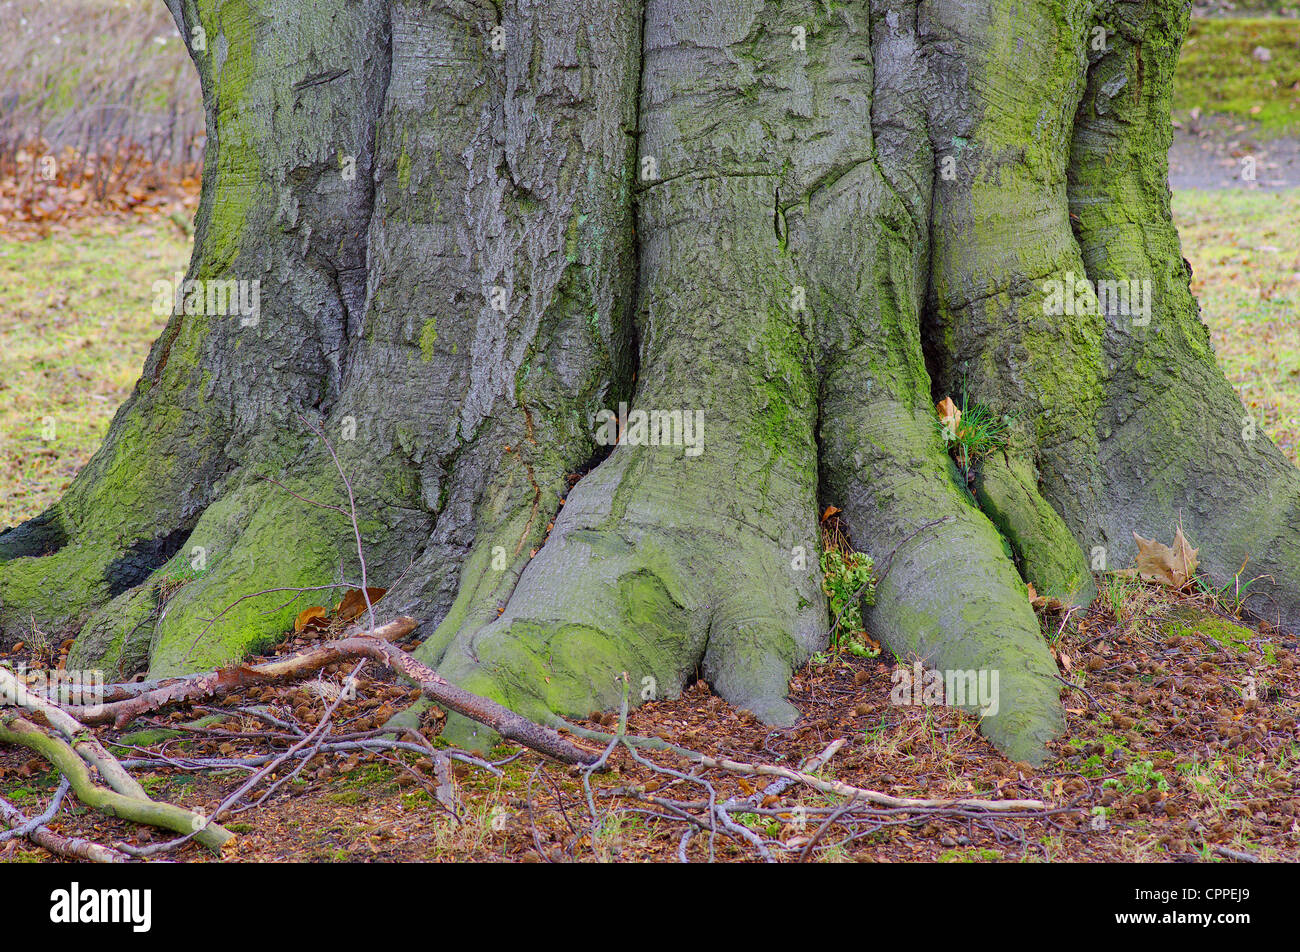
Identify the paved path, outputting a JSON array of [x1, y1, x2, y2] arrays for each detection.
[[1169, 127, 1300, 189]]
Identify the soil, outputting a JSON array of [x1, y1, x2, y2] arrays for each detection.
[[2, 584, 1296, 863]]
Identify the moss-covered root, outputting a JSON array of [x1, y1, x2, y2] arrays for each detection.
[[923, 0, 1109, 546], [974, 452, 1096, 606], [433, 439, 825, 750], [797, 16, 1063, 764], [410, 461, 568, 672], [822, 399, 1064, 766]]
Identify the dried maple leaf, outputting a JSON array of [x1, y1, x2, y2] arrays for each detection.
[[1027, 582, 1065, 612], [1132, 529, 1199, 589]]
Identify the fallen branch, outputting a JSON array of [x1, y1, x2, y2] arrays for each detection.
[[0, 712, 232, 852], [0, 667, 148, 800], [55, 619, 596, 765], [0, 785, 128, 863], [693, 751, 1047, 811], [122, 661, 366, 857], [1213, 844, 1263, 863], [62, 617, 417, 727], [563, 721, 1046, 812]]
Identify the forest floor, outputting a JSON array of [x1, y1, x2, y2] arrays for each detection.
[[1, 578, 1296, 863]]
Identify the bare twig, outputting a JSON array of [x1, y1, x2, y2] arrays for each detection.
[[0, 783, 128, 863]]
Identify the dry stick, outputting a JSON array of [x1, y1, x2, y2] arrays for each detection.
[[1056, 673, 1104, 710], [121, 738, 501, 776], [58, 622, 597, 766], [0, 714, 231, 852], [71, 615, 410, 706], [122, 663, 367, 857], [296, 412, 377, 635], [0, 786, 128, 864], [235, 662, 366, 814], [0, 777, 69, 844], [797, 798, 858, 863], [563, 721, 1046, 812], [63, 616, 419, 727], [735, 738, 846, 809], [711, 738, 850, 863], [1213, 844, 1263, 864], [694, 751, 1047, 811]]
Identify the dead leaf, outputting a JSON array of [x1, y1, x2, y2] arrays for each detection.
[[294, 606, 329, 633], [935, 396, 961, 441], [336, 587, 387, 622], [820, 505, 840, 522], [1132, 528, 1198, 589], [1027, 582, 1065, 612]]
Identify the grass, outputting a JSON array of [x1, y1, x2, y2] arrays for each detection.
[[1, 0, 200, 169], [0, 218, 189, 525], [1174, 17, 1300, 137], [935, 391, 1013, 476], [1171, 187, 1300, 465]]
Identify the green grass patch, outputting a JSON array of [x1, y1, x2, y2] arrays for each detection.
[[939, 847, 1002, 863], [0, 220, 189, 526], [1175, 17, 1300, 137], [1171, 187, 1300, 465]]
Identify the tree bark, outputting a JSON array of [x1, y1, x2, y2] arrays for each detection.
[[3, 0, 1296, 765]]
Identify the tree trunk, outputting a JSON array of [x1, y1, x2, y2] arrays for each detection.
[[3, 0, 1297, 765]]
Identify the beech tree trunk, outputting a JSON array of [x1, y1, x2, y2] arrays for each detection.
[[3, 0, 1298, 765]]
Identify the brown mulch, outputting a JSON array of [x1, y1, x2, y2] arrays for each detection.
[[1, 588, 1297, 863]]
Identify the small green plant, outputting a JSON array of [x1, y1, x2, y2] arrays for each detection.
[[1103, 759, 1169, 795], [155, 554, 212, 604], [1098, 572, 1142, 622], [935, 391, 1013, 475], [736, 813, 781, 836], [817, 509, 880, 657], [819, 548, 878, 656], [1191, 567, 1267, 618]]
